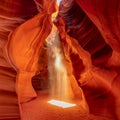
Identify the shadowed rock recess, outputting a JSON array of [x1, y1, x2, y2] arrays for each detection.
[[0, 0, 120, 120]]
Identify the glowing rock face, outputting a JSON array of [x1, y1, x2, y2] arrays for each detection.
[[48, 99, 76, 108]]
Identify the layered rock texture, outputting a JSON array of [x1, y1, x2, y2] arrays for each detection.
[[0, 0, 120, 120]]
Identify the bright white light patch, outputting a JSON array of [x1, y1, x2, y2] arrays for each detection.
[[48, 99, 76, 108], [57, 0, 61, 5], [55, 55, 61, 68]]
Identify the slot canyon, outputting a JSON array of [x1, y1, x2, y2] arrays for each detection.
[[0, 0, 120, 120]]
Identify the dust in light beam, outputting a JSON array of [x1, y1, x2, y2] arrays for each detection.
[[46, 0, 75, 107]]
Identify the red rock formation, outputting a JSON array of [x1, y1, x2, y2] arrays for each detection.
[[0, 0, 38, 119], [76, 0, 120, 66], [0, 0, 120, 120]]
